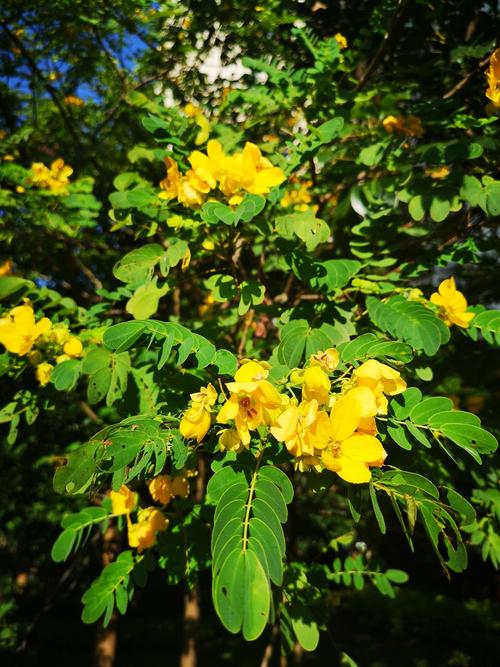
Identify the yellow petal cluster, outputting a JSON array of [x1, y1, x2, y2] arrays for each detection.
[[0, 259, 13, 276], [127, 507, 168, 553], [30, 158, 73, 194], [148, 474, 189, 505], [178, 351, 407, 484], [0, 304, 51, 356], [485, 48, 500, 107], [159, 139, 286, 208], [280, 179, 314, 211], [110, 484, 168, 553], [382, 115, 424, 138], [110, 484, 138, 515], [63, 95, 85, 107], [35, 361, 54, 386], [179, 383, 218, 442], [334, 33, 348, 49], [217, 360, 283, 448], [430, 277, 474, 328]]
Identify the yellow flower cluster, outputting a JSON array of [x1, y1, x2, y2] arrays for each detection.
[[382, 115, 424, 138], [334, 33, 348, 50], [179, 355, 406, 484], [63, 95, 85, 107], [159, 139, 286, 208], [0, 303, 83, 385], [110, 474, 190, 552], [430, 277, 474, 329], [30, 158, 73, 195], [280, 178, 315, 212], [485, 48, 500, 107]]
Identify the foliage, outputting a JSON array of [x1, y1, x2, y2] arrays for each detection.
[[1, 0, 500, 663]]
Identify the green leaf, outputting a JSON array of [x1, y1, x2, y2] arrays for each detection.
[[275, 212, 330, 250], [0, 276, 34, 300], [369, 482, 386, 534], [409, 397, 454, 425], [311, 259, 361, 292], [358, 142, 386, 167], [50, 359, 81, 391], [238, 280, 266, 316], [312, 117, 344, 143], [113, 244, 165, 284], [429, 195, 451, 222], [214, 549, 270, 640], [290, 604, 320, 652], [204, 274, 238, 302], [53, 442, 101, 495], [125, 278, 169, 320], [367, 296, 450, 356]]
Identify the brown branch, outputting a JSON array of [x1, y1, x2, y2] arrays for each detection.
[[2, 22, 79, 147], [355, 0, 411, 91], [442, 55, 490, 99]]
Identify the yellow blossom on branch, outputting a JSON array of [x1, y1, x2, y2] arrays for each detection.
[[270, 398, 329, 467], [180, 383, 218, 441], [485, 48, 500, 107], [321, 393, 387, 484], [0, 304, 51, 356], [382, 114, 424, 138], [302, 365, 331, 405], [127, 507, 168, 552], [110, 485, 137, 515], [430, 277, 474, 328], [159, 139, 285, 208], [35, 361, 54, 386], [148, 474, 190, 505], [352, 359, 406, 414], [63, 337, 83, 357], [30, 158, 73, 194], [0, 259, 13, 276], [218, 360, 282, 446], [63, 95, 85, 107], [310, 347, 339, 373], [334, 33, 348, 49]]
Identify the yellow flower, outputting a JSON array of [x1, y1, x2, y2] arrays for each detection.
[[180, 383, 218, 441], [148, 474, 189, 504], [184, 102, 199, 118], [485, 48, 500, 107], [334, 33, 348, 49], [321, 393, 387, 483], [30, 158, 73, 194], [63, 95, 85, 107], [352, 360, 406, 414], [35, 361, 53, 386], [281, 179, 313, 211], [0, 304, 51, 356], [430, 277, 474, 328], [110, 485, 137, 515], [382, 115, 424, 138], [302, 365, 331, 405], [16, 185, 25, 193], [218, 361, 283, 446], [127, 507, 168, 553], [218, 428, 245, 453], [0, 259, 13, 276], [63, 337, 83, 357], [270, 399, 330, 463], [425, 165, 450, 179], [2, 154, 15, 161], [310, 347, 339, 372]]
